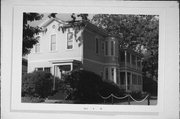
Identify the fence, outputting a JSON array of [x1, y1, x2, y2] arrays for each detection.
[[99, 93, 150, 105]]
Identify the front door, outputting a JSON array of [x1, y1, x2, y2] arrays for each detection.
[[58, 65, 71, 80]]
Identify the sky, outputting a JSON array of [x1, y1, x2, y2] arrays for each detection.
[[29, 13, 94, 27]]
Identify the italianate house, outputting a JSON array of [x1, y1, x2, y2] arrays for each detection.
[[28, 18, 143, 92]]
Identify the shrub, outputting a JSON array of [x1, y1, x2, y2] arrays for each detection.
[[65, 70, 125, 103], [99, 80, 125, 97], [143, 77, 157, 96], [22, 71, 53, 98], [130, 91, 142, 99]]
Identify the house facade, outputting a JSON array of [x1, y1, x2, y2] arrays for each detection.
[[28, 18, 143, 92]]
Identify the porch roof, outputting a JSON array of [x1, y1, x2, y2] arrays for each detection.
[[49, 59, 81, 64]]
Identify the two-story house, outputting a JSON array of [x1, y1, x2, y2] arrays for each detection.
[[27, 17, 143, 92]]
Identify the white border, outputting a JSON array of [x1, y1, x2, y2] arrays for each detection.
[[1, 1, 179, 119]]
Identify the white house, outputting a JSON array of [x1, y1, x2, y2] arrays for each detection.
[[28, 17, 143, 92]]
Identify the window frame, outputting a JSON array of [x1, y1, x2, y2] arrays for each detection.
[[67, 31, 73, 50], [50, 34, 57, 52], [110, 41, 115, 56]]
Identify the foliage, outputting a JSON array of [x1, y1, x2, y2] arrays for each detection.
[[130, 91, 143, 99], [91, 14, 159, 81], [65, 70, 125, 102], [23, 13, 43, 55], [21, 96, 44, 103], [99, 80, 125, 97], [22, 71, 53, 98], [143, 77, 157, 96]]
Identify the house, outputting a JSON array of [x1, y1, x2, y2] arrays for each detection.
[[28, 18, 143, 92]]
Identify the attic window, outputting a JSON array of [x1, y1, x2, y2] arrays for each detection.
[[52, 25, 56, 29]]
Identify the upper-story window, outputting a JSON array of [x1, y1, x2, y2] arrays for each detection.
[[120, 51, 125, 62], [111, 41, 115, 56], [95, 38, 99, 54], [50, 34, 56, 51], [34, 36, 40, 53], [132, 55, 136, 65], [132, 74, 137, 85], [111, 68, 114, 81], [102, 42, 104, 52], [127, 52, 130, 63], [67, 32, 73, 49], [105, 41, 108, 56], [137, 57, 141, 67], [120, 72, 125, 85], [105, 67, 109, 80]]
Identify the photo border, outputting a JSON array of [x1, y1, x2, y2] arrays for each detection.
[[2, 1, 179, 119]]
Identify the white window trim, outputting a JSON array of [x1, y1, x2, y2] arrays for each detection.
[[66, 30, 74, 50], [105, 40, 109, 56], [110, 40, 115, 56], [95, 37, 99, 54], [49, 33, 58, 52], [32, 36, 41, 54]]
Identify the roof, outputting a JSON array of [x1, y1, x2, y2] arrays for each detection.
[[38, 18, 66, 28], [38, 17, 123, 40]]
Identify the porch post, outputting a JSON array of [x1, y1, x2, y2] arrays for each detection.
[[70, 63, 73, 71], [130, 73, 132, 91], [125, 71, 128, 92], [114, 68, 117, 83], [125, 51, 128, 92], [53, 65, 56, 90]]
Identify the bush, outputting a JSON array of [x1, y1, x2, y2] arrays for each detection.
[[143, 77, 157, 96], [99, 80, 125, 97], [65, 70, 125, 103], [22, 71, 53, 98], [130, 91, 143, 99]]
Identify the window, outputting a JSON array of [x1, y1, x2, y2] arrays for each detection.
[[120, 72, 125, 85], [132, 55, 136, 65], [67, 32, 73, 49], [105, 68, 109, 80], [44, 67, 51, 73], [111, 68, 114, 81], [51, 34, 56, 51], [36, 67, 51, 73], [102, 42, 104, 52], [120, 51, 125, 62], [127, 72, 131, 84], [111, 41, 115, 56], [132, 74, 137, 85], [37, 68, 43, 71], [117, 73, 120, 85], [105, 41, 108, 55], [101, 71, 103, 78], [138, 75, 142, 85], [59, 65, 71, 71], [137, 57, 141, 67], [127, 52, 130, 63], [34, 37, 40, 53], [95, 38, 99, 54]]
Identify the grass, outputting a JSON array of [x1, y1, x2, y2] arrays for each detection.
[[21, 96, 45, 103]]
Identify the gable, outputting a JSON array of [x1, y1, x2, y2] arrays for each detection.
[[39, 18, 66, 28]]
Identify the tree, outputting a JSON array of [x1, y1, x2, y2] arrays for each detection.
[[91, 14, 159, 82], [22, 71, 53, 98], [64, 70, 124, 102], [23, 13, 43, 55]]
